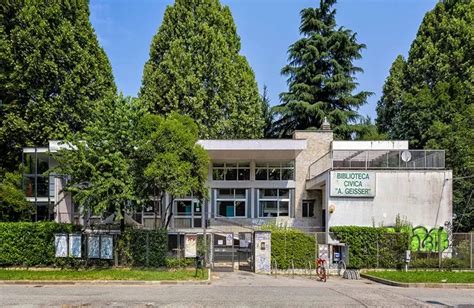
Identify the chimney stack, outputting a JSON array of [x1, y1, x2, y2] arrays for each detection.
[[321, 117, 331, 130]]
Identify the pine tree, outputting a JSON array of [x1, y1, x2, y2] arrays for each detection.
[[0, 0, 116, 171], [261, 85, 274, 138], [273, 0, 372, 138], [376, 0, 473, 231], [139, 0, 263, 139]]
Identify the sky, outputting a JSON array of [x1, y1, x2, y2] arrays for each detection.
[[89, 0, 438, 121]]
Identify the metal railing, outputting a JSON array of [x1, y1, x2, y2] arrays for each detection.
[[308, 150, 445, 179]]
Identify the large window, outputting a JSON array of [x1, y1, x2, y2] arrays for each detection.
[[173, 198, 202, 228], [22, 152, 51, 198], [258, 189, 291, 217], [175, 199, 201, 217], [215, 189, 247, 217], [212, 162, 250, 181], [255, 161, 294, 181]]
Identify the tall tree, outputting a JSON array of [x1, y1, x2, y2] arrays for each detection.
[[139, 0, 263, 139], [133, 112, 209, 229], [375, 55, 406, 137], [353, 117, 387, 141], [0, 0, 116, 171], [376, 0, 473, 231], [273, 0, 372, 139], [53, 96, 143, 230], [261, 85, 274, 138]]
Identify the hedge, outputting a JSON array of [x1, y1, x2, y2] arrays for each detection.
[[0, 222, 74, 266], [118, 229, 168, 267], [330, 226, 409, 269], [266, 227, 316, 269]]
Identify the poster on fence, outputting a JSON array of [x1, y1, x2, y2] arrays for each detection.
[[88, 235, 100, 258], [69, 234, 82, 258], [184, 234, 197, 258], [54, 234, 68, 257], [226, 233, 233, 246], [100, 235, 113, 259], [318, 244, 329, 262]]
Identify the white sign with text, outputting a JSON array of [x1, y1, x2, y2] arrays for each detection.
[[330, 171, 376, 197]]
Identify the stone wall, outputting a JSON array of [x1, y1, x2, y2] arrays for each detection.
[[293, 130, 333, 218]]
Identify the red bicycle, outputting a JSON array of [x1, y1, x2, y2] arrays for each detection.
[[316, 258, 327, 282]]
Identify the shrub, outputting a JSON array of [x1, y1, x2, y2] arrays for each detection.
[[0, 222, 74, 266], [165, 257, 195, 268], [262, 226, 316, 269], [330, 226, 409, 269], [118, 228, 168, 267], [410, 251, 470, 269]]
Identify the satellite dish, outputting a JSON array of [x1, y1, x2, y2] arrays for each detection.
[[401, 151, 412, 162]]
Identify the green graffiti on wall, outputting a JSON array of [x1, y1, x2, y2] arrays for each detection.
[[410, 226, 449, 252]]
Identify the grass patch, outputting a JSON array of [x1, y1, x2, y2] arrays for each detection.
[[0, 268, 207, 281], [366, 270, 474, 284]]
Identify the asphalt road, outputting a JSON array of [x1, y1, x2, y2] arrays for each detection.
[[1, 271, 473, 307]]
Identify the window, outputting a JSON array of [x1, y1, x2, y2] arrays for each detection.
[[258, 189, 291, 217], [173, 198, 202, 228], [302, 200, 315, 217], [175, 200, 193, 216], [215, 188, 247, 217], [36, 202, 54, 221], [255, 161, 294, 181], [142, 199, 161, 217], [23, 153, 36, 174], [212, 162, 250, 181]]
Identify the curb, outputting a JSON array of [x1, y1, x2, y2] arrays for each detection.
[[0, 269, 211, 286], [360, 273, 474, 289]]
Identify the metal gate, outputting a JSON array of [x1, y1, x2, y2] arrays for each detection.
[[212, 232, 235, 272], [237, 232, 253, 271], [211, 231, 254, 272]]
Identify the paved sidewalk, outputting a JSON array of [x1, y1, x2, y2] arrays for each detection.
[[1, 271, 473, 307]]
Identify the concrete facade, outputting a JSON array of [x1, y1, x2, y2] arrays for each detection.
[[22, 132, 452, 240], [326, 170, 453, 228]]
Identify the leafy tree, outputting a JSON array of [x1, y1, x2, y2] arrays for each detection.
[[375, 55, 406, 137], [54, 96, 209, 231], [53, 96, 143, 230], [353, 117, 388, 141], [376, 0, 473, 231], [0, 169, 33, 222], [272, 0, 372, 139], [0, 0, 116, 172], [133, 113, 209, 229], [139, 0, 263, 139]]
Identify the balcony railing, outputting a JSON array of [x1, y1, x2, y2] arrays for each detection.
[[308, 150, 445, 179]]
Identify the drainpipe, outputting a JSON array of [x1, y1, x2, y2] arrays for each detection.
[[325, 172, 330, 245], [438, 226, 444, 269]]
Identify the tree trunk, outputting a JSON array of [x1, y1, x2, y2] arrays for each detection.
[[164, 197, 174, 229]]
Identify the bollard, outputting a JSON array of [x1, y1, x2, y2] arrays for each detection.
[[438, 227, 443, 269], [308, 260, 312, 279], [292, 260, 295, 278]]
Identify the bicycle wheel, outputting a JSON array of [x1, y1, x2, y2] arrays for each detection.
[[337, 260, 346, 276]]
